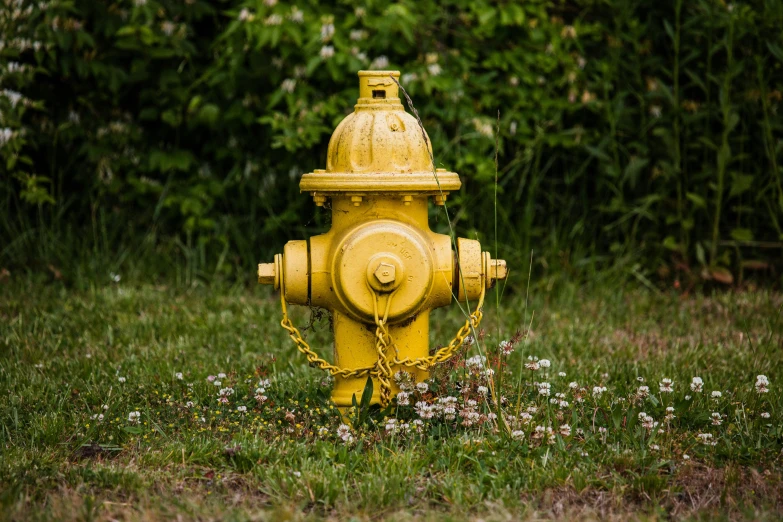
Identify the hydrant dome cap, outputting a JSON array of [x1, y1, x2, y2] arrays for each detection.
[[299, 70, 462, 195]]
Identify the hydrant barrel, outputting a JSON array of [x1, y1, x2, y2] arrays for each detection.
[[258, 70, 509, 409]]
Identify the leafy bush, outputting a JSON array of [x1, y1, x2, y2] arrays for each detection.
[[1, 0, 782, 285]]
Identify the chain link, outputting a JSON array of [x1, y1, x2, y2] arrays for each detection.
[[278, 275, 486, 407]]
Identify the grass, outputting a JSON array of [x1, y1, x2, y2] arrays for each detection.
[[0, 279, 781, 521]]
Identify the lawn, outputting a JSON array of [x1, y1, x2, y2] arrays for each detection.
[[1, 280, 781, 521]]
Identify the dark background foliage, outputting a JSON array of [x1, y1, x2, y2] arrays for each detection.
[[1, 0, 782, 288]]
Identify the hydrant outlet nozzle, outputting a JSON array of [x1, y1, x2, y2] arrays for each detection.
[[258, 261, 277, 288]]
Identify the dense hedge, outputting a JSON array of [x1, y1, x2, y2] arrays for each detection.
[[1, 0, 782, 285]]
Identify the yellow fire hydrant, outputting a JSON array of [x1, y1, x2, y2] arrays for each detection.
[[258, 70, 507, 408]]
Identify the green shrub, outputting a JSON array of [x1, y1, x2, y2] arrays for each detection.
[[1, 0, 781, 286]]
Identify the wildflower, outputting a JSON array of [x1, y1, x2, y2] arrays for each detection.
[[487, 412, 497, 421], [264, 14, 282, 25], [580, 451, 589, 457], [219, 388, 234, 397], [416, 382, 429, 394], [320, 23, 335, 42], [649, 105, 662, 118], [665, 406, 676, 421], [711, 390, 722, 399], [561, 25, 577, 39], [213, 381, 222, 387], [659, 378, 673, 393], [270, 78, 295, 98], [237, 8, 254, 21], [175, 372, 183, 380], [683, 454, 690, 460], [161, 21, 175, 36], [538, 382, 551, 396], [569, 381, 579, 389], [415, 401, 435, 419], [577, 56, 587, 69], [650, 444, 660, 451], [697, 433, 714, 443], [289, 7, 304, 23], [385, 419, 398, 432], [118, 377, 126, 383], [207, 375, 216, 382], [598, 427, 607, 433], [237, 406, 247, 413], [592, 386, 607, 398], [128, 411, 141, 423], [477, 385, 488, 395], [427, 63, 442, 76], [511, 430, 525, 440], [349, 29, 366, 41], [463, 335, 475, 347], [637, 385, 650, 398], [685, 395, 692, 401], [1, 90, 23, 107], [755, 375, 769, 394], [370, 55, 389, 69], [396, 391, 410, 406], [691, 377, 703, 393], [559, 400, 569, 409], [711, 412, 722, 426], [559, 424, 571, 437], [539, 359, 551, 368], [761, 412, 771, 419], [186, 401, 194, 408], [637, 377, 645, 382], [519, 412, 533, 424], [639, 412, 655, 430], [499, 340, 514, 355], [558, 372, 567, 378]]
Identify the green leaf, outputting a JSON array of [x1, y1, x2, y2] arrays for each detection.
[[729, 174, 754, 197], [730, 228, 754, 242]]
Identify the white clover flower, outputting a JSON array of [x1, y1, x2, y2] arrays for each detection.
[[519, 412, 533, 424], [659, 378, 673, 393], [711, 412, 722, 426], [219, 387, 234, 397], [427, 63, 442, 76], [761, 412, 771, 419], [683, 454, 690, 460], [637, 385, 650, 398], [559, 424, 571, 436], [396, 391, 410, 406], [685, 395, 692, 401], [666, 406, 675, 413], [466, 355, 486, 370], [511, 430, 525, 440], [118, 376, 126, 383], [349, 29, 366, 41], [690, 377, 703, 393], [539, 359, 551, 368], [487, 412, 497, 421], [213, 381, 222, 387], [477, 385, 488, 395], [650, 444, 660, 450], [216, 373, 226, 379], [416, 382, 429, 394], [128, 411, 141, 423], [711, 390, 722, 399], [568, 381, 578, 390], [592, 386, 607, 398], [499, 340, 514, 356], [558, 372, 566, 378], [237, 406, 247, 413], [525, 361, 540, 371], [559, 400, 569, 409], [1, 90, 23, 107], [462, 335, 475, 347], [337, 424, 352, 441], [186, 401, 194, 408], [175, 372, 183, 380], [697, 432, 713, 442], [237, 8, 254, 22], [755, 375, 770, 394], [207, 375, 216, 382], [538, 382, 551, 396], [636, 376, 645, 382]]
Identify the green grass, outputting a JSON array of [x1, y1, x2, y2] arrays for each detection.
[[0, 280, 781, 521]]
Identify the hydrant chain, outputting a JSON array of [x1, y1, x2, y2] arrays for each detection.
[[278, 270, 487, 407]]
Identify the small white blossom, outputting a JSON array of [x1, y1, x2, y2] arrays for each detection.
[[237, 406, 247, 413], [691, 377, 703, 393], [320, 23, 335, 42], [499, 340, 514, 356], [539, 359, 551, 368], [289, 7, 304, 23], [370, 55, 389, 69], [592, 386, 607, 398], [761, 412, 770, 419], [755, 375, 769, 394], [511, 430, 525, 440], [558, 372, 567, 378], [175, 372, 183, 380], [711, 390, 722, 399], [396, 391, 410, 406], [128, 411, 141, 423], [264, 14, 283, 26], [319, 46, 335, 59], [237, 8, 254, 21], [118, 377, 126, 383], [569, 381, 578, 389], [559, 424, 571, 436], [416, 382, 429, 394], [659, 378, 673, 393], [281, 78, 296, 93], [477, 386, 488, 395], [711, 412, 722, 426]]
